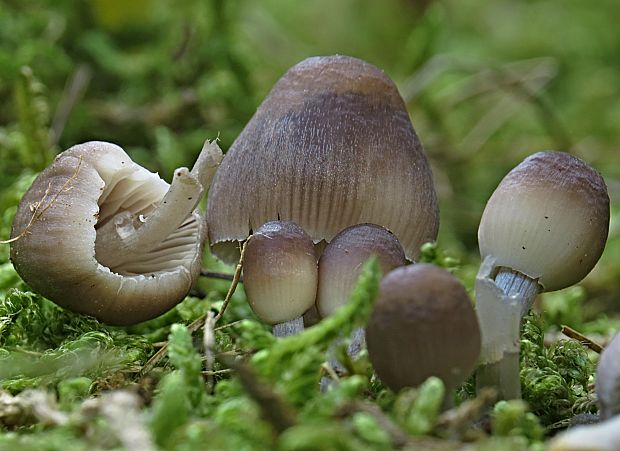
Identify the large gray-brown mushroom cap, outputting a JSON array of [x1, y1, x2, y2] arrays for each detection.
[[206, 55, 439, 263], [478, 151, 609, 292], [366, 264, 481, 391], [10, 140, 222, 325]]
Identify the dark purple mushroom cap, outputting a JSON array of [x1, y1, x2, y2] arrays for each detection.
[[316, 223, 406, 318], [366, 264, 481, 391], [243, 220, 318, 325], [596, 333, 620, 420], [207, 55, 439, 263], [479, 151, 609, 292]]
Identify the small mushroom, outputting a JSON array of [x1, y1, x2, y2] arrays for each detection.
[[316, 223, 406, 318], [366, 264, 481, 399], [316, 223, 405, 359], [242, 220, 318, 336], [10, 140, 222, 325], [476, 151, 609, 399], [206, 55, 439, 263], [596, 333, 620, 421]]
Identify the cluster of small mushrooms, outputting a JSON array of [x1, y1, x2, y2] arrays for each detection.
[[8, 55, 616, 434]]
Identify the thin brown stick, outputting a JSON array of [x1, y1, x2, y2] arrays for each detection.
[[218, 354, 297, 434], [336, 401, 409, 448], [215, 320, 243, 331], [561, 325, 604, 353], [212, 241, 246, 325], [139, 242, 246, 377], [201, 369, 233, 376], [200, 270, 239, 282], [1, 157, 83, 244]]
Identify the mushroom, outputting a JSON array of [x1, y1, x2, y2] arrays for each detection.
[[476, 151, 609, 399], [206, 54, 439, 263], [316, 223, 405, 357], [596, 333, 620, 421], [242, 220, 318, 336], [9, 140, 222, 325], [317, 223, 406, 318], [366, 264, 481, 401]]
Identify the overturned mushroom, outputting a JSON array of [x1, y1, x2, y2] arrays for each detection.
[[206, 55, 439, 263], [10, 140, 222, 325], [243, 220, 318, 336], [366, 264, 480, 400], [476, 151, 609, 399]]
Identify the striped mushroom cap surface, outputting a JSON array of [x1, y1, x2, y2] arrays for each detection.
[[207, 55, 438, 263]]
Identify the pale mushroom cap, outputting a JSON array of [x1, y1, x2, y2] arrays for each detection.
[[366, 264, 481, 391], [10, 141, 207, 325], [316, 223, 406, 318], [596, 333, 620, 420], [478, 151, 609, 292], [243, 220, 318, 325], [207, 55, 439, 263]]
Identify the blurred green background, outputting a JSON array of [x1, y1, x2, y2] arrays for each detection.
[[1, 0, 619, 313]]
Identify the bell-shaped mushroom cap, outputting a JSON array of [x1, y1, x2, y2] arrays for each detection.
[[10, 141, 220, 325], [316, 223, 406, 318], [207, 55, 439, 263], [243, 220, 318, 325], [596, 333, 620, 420], [478, 151, 609, 292], [366, 264, 481, 391]]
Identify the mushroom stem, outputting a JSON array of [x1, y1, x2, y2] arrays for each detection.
[[347, 327, 366, 358], [273, 317, 304, 337], [494, 268, 541, 318], [475, 256, 541, 399], [96, 141, 222, 267], [191, 139, 224, 189]]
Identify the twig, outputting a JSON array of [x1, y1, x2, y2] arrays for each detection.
[[561, 325, 604, 353], [437, 388, 497, 439], [1, 157, 83, 244], [201, 369, 233, 376], [200, 270, 240, 282], [320, 362, 341, 383], [215, 320, 243, 331], [139, 242, 246, 377], [218, 354, 297, 434], [337, 401, 409, 448], [49, 64, 92, 147]]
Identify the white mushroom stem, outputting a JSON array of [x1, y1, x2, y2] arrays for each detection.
[[273, 317, 305, 337], [96, 141, 222, 267], [191, 139, 224, 188], [475, 256, 541, 400]]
